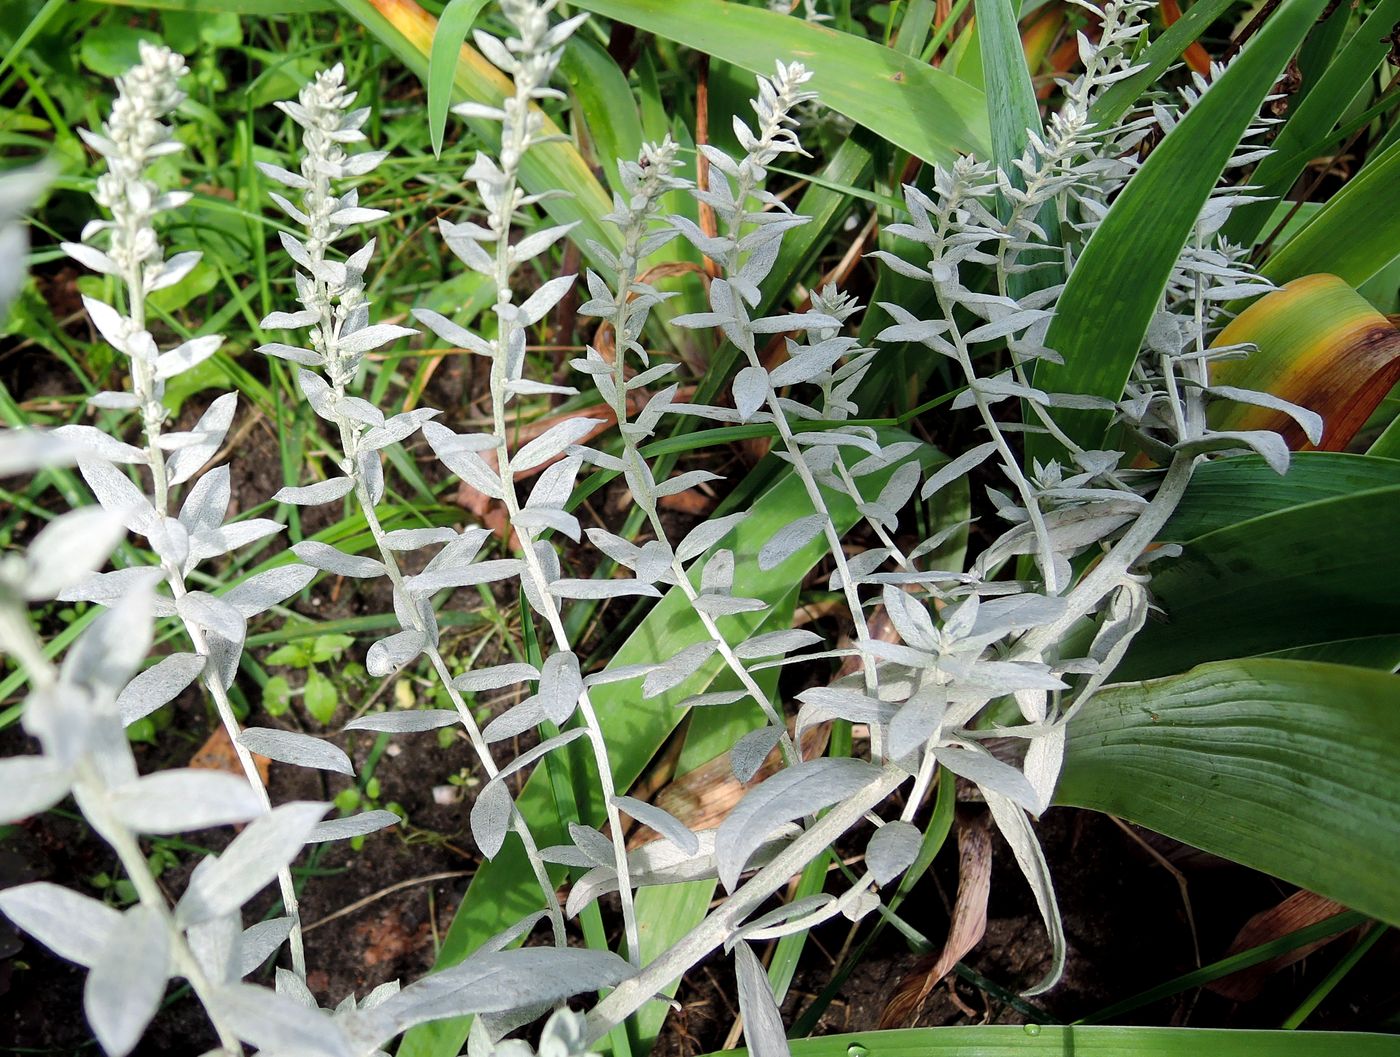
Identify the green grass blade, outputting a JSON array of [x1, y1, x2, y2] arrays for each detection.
[[1160, 452, 1400, 540], [1118, 484, 1400, 678], [976, 0, 1057, 296], [1261, 136, 1400, 289], [1032, 0, 1330, 456], [1227, 0, 1400, 245], [568, 0, 990, 165], [427, 0, 491, 159], [559, 32, 644, 192], [1058, 658, 1400, 927], [1082, 910, 1368, 1024], [710, 1026, 1400, 1056]]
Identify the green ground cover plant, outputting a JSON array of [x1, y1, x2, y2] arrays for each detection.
[[0, 0, 1398, 1055]]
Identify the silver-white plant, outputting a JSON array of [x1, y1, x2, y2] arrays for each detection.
[[0, 1, 1324, 1054]]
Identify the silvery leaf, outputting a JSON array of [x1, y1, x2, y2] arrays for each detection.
[[221, 564, 317, 618], [0, 427, 81, 475], [177, 801, 329, 924], [155, 335, 223, 381], [865, 820, 920, 885], [185, 908, 240, 986], [482, 697, 544, 745], [934, 744, 1038, 811], [491, 729, 587, 784], [732, 365, 768, 421], [0, 882, 119, 967], [345, 709, 459, 734], [452, 662, 539, 693], [62, 240, 119, 275], [238, 728, 354, 776], [612, 795, 698, 855], [513, 417, 603, 473], [733, 941, 789, 1057], [512, 507, 581, 541], [525, 455, 581, 510], [292, 540, 386, 578], [642, 641, 718, 698], [677, 513, 747, 563], [259, 342, 322, 366], [758, 514, 825, 571], [731, 725, 782, 783], [85, 904, 169, 1057], [260, 309, 319, 329], [407, 558, 522, 595], [337, 323, 417, 357], [308, 810, 401, 844], [51, 425, 148, 465], [887, 688, 947, 763], [423, 423, 506, 499], [366, 629, 427, 676], [733, 629, 822, 660], [584, 661, 659, 687], [1176, 429, 1291, 475], [1023, 726, 1066, 815], [360, 947, 634, 1042], [360, 408, 440, 451], [514, 272, 576, 325], [81, 295, 131, 354], [538, 650, 583, 725], [273, 477, 355, 506], [654, 469, 723, 498], [212, 982, 354, 1057], [23, 506, 124, 600], [77, 456, 155, 533], [168, 393, 238, 485], [921, 441, 998, 500], [0, 756, 71, 823], [548, 578, 661, 600], [717, 759, 883, 889], [694, 594, 767, 618], [57, 567, 168, 613], [557, 823, 611, 870], [470, 778, 513, 860], [177, 591, 246, 644], [108, 770, 262, 833], [381, 526, 457, 550], [179, 465, 231, 535], [62, 587, 154, 697], [984, 790, 1064, 995], [411, 308, 493, 357], [239, 917, 294, 977], [275, 965, 317, 1008]]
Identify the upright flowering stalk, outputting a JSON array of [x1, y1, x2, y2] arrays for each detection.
[[257, 65, 570, 943], [417, 0, 664, 965], [55, 42, 324, 980]]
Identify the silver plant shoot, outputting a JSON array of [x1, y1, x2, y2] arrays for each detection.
[[0, 0, 1322, 1055]]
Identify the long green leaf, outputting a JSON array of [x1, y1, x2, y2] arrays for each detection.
[[1058, 658, 1400, 927], [1261, 136, 1400, 288], [427, 0, 491, 159], [1227, 0, 1400, 245], [399, 436, 943, 1057], [1161, 451, 1400, 541], [1120, 483, 1400, 679], [568, 0, 991, 165], [717, 1026, 1400, 1056], [1032, 0, 1328, 456], [558, 33, 644, 192]]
